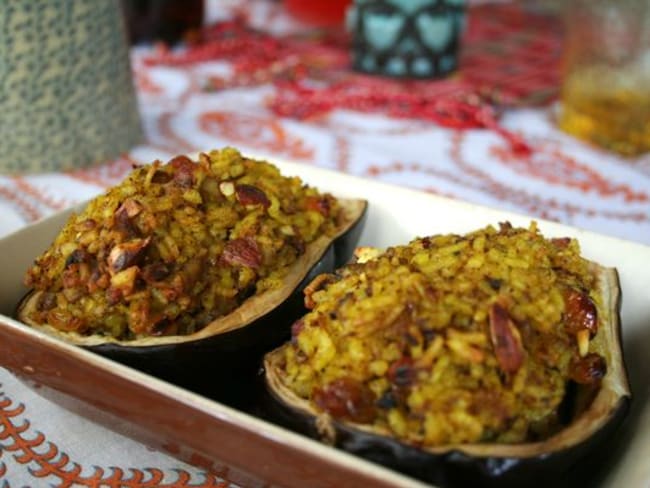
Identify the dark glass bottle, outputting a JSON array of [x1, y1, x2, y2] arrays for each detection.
[[121, 0, 204, 45]]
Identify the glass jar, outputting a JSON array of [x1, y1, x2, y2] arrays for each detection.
[[558, 0, 650, 156]]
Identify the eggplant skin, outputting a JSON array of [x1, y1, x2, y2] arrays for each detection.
[[263, 383, 629, 487], [17, 199, 367, 390], [333, 397, 629, 488], [262, 265, 632, 487]]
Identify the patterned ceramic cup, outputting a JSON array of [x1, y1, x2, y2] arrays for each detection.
[[348, 0, 466, 78], [0, 0, 143, 173]]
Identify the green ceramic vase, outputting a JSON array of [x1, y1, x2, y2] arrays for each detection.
[[0, 0, 143, 173]]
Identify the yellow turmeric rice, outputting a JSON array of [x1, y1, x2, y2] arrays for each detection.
[[275, 222, 607, 445], [23, 148, 341, 339]]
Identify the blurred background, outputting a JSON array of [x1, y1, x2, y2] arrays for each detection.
[[0, 0, 648, 242]]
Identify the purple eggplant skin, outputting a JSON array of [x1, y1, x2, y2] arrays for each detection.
[[330, 396, 629, 488], [262, 379, 630, 488], [262, 265, 632, 487]]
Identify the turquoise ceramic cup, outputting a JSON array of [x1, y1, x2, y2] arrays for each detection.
[[349, 0, 466, 78], [0, 0, 143, 173]]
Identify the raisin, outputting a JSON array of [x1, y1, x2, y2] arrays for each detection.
[[65, 249, 91, 268], [142, 262, 171, 282], [564, 288, 598, 335], [569, 353, 607, 385], [151, 170, 172, 184], [388, 357, 415, 387], [313, 378, 376, 423], [305, 195, 331, 216], [487, 277, 502, 290]]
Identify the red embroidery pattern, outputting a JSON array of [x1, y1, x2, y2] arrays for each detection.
[[461, 4, 561, 105], [142, 4, 561, 157], [147, 4, 561, 107], [0, 387, 231, 487]]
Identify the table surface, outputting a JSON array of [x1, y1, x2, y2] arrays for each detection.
[[1, 1, 649, 486]]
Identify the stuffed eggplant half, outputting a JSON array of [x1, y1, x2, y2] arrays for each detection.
[[17, 148, 367, 382], [263, 222, 631, 487]]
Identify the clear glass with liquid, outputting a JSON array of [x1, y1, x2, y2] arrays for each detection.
[[558, 0, 650, 156]]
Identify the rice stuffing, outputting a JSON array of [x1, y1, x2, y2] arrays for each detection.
[[275, 222, 608, 445], [23, 148, 342, 339]]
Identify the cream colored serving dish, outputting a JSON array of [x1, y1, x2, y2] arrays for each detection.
[[0, 157, 648, 487]]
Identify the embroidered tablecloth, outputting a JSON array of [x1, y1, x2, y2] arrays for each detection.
[[1, 1, 649, 486]]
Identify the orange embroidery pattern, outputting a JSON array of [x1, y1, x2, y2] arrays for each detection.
[[450, 132, 649, 222], [0, 185, 42, 223], [134, 70, 164, 95], [334, 134, 350, 173], [490, 143, 649, 202], [198, 111, 314, 161], [0, 388, 232, 488], [365, 133, 649, 224], [158, 112, 198, 154], [11, 177, 70, 212], [67, 156, 136, 189]]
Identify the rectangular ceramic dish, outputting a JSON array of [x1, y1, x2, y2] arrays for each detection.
[[0, 157, 649, 487]]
